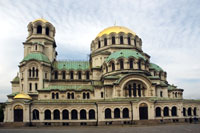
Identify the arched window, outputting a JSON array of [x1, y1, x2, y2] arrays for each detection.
[[80, 109, 87, 120], [52, 93, 55, 99], [54, 71, 58, 80], [193, 107, 197, 116], [29, 69, 32, 77], [67, 93, 70, 99], [163, 107, 169, 116], [128, 85, 132, 97], [35, 45, 37, 50], [71, 109, 78, 120], [98, 40, 101, 48], [70, 71, 74, 79], [183, 107, 186, 116], [71, 93, 74, 99], [122, 108, 129, 118], [129, 59, 133, 69], [188, 107, 192, 116], [83, 93, 86, 99], [175, 92, 177, 98], [104, 38, 107, 46], [155, 107, 161, 117], [86, 71, 90, 80], [119, 59, 124, 70], [33, 109, 39, 120], [62, 110, 69, 120], [128, 37, 131, 45], [111, 62, 115, 71], [89, 109, 95, 119], [44, 109, 51, 120], [105, 108, 111, 119], [134, 38, 137, 46], [114, 108, 120, 118], [87, 93, 90, 99], [112, 36, 115, 44], [37, 25, 42, 34], [29, 83, 32, 91], [32, 67, 35, 77], [138, 60, 141, 70], [56, 93, 59, 99], [36, 69, 39, 77], [35, 83, 38, 90], [160, 91, 163, 97], [78, 71, 82, 80], [46, 27, 49, 36], [171, 106, 177, 116], [62, 71, 66, 80], [53, 109, 60, 120], [120, 36, 123, 44]]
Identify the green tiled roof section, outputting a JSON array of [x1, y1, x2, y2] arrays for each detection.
[[7, 92, 19, 97], [148, 76, 160, 79], [40, 85, 94, 92], [53, 61, 90, 70], [149, 63, 163, 71], [22, 53, 50, 63], [106, 50, 146, 62], [168, 84, 177, 90], [12, 76, 19, 83]]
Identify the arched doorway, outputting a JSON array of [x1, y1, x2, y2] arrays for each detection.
[[139, 103, 148, 120], [14, 105, 23, 122]]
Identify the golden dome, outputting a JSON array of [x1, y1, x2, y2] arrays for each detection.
[[33, 18, 48, 23], [14, 93, 32, 100], [96, 26, 136, 38]]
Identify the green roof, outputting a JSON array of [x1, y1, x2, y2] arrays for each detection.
[[149, 63, 163, 71], [7, 92, 19, 97], [106, 50, 146, 62], [22, 53, 50, 63], [40, 85, 94, 92], [53, 61, 90, 70], [12, 76, 19, 83]]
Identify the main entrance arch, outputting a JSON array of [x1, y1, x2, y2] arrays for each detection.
[[14, 105, 23, 122], [139, 103, 148, 120]]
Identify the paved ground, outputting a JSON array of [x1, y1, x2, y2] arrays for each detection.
[[0, 123, 199, 133]]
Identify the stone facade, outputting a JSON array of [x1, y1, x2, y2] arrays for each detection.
[[4, 18, 200, 126]]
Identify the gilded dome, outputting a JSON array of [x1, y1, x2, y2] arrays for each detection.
[[96, 26, 136, 38], [33, 18, 48, 23], [14, 93, 32, 100]]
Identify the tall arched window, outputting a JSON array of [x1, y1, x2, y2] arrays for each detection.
[[114, 108, 120, 118], [33, 109, 39, 120], [70, 71, 74, 79], [62, 71, 66, 80], [52, 93, 55, 99], [87, 93, 90, 99], [163, 107, 169, 116], [29, 83, 32, 91], [105, 108, 111, 119], [71, 93, 74, 99], [78, 71, 82, 80], [128, 37, 131, 45], [36, 69, 39, 77], [35, 83, 38, 90], [155, 107, 161, 117], [67, 93, 70, 99], [86, 71, 90, 80], [171, 106, 177, 116], [83, 93, 86, 99], [188, 107, 192, 116], [138, 60, 141, 70], [129, 59, 133, 69], [32, 67, 35, 77], [71, 109, 78, 120], [112, 36, 115, 44], [160, 91, 163, 97], [183, 107, 186, 116], [62, 110, 69, 120], [44, 109, 51, 120], [80, 109, 87, 120], [111, 62, 115, 71], [54, 71, 58, 80], [29, 69, 32, 77], [98, 40, 101, 48], [134, 38, 137, 46], [89, 109, 95, 119], [53, 109, 60, 120], [37, 25, 42, 34], [120, 36, 123, 44], [193, 107, 197, 116], [123, 108, 129, 118], [104, 38, 107, 46], [119, 59, 124, 70], [46, 27, 49, 36], [56, 93, 59, 99]]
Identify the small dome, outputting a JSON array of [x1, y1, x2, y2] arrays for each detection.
[[149, 63, 163, 71], [96, 26, 136, 38], [33, 18, 48, 23], [14, 93, 32, 100]]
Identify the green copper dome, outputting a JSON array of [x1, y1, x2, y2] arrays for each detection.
[[149, 63, 163, 71]]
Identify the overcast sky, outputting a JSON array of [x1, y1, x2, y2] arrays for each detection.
[[0, 0, 200, 102]]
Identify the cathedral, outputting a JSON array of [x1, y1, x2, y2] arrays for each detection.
[[4, 18, 200, 126]]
